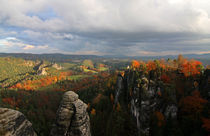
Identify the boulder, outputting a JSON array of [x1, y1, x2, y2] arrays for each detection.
[[0, 108, 37, 136]]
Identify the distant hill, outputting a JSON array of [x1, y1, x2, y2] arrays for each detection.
[[0, 52, 209, 65], [0, 53, 101, 62], [104, 53, 210, 65], [185, 53, 210, 58]]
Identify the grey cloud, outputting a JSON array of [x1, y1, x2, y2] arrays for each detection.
[[0, 0, 210, 55]]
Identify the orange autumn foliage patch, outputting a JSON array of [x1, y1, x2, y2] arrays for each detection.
[[130, 56, 203, 75], [10, 74, 66, 90], [180, 59, 202, 77], [179, 91, 207, 114], [121, 71, 125, 77], [131, 60, 140, 68], [146, 61, 157, 71], [161, 74, 171, 83], [159, 63, 166, 70]]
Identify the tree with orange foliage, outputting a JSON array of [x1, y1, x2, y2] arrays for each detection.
[[11, 74, 66, 90], [15, 83, 22, 89], [146, 61, 157, 71], [179, 91, 207, 114], [179, 58, 203, 77], [131, 60, 140, 69]]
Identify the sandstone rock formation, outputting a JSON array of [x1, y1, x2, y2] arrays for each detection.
[[50, 91, 91, 136], [115, 70, 178, 135], [37, 68, 47, 75], [0, 91, 91, 136], [52, 63, 63, 70], [0, 108, 37, 136], [114, 74, 124, 105]]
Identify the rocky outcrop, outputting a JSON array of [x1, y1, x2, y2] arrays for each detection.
[[0, 91, 91, 136], [0, 108, 37, 136], [52, 63, 63, 70], [114, 70, 178, 135], [37, 68, 47, 75], [114, 74, 124, 105], [50, 91, 91, 136]]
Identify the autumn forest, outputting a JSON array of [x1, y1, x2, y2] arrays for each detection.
[[0, 53, 209, 136]]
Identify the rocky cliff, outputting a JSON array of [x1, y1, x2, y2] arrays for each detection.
[[114, 69, 210, 136], [50, 91, 91, 136], [0, 91, 91, 136], [0, 108, 37, 136]]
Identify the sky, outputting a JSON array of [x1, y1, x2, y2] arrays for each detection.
[[0, 0, 210, 56]]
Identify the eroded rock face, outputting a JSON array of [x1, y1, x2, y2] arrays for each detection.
[[37, 68, 47, 75], [114, 75, 124, 105], [50, 91, 91, 136], [115, 70, 178, 136], [0, 108, 37, 136]]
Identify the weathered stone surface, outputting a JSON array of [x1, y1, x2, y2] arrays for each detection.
[[115, 70, 178, 136], [62, 91, 79, 102], [37, 68, 47, 75], [0, 108, 37, 136], [114, 75, 124, 105], [50, 91, 91, 136], [52, 63, 63, 70]]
